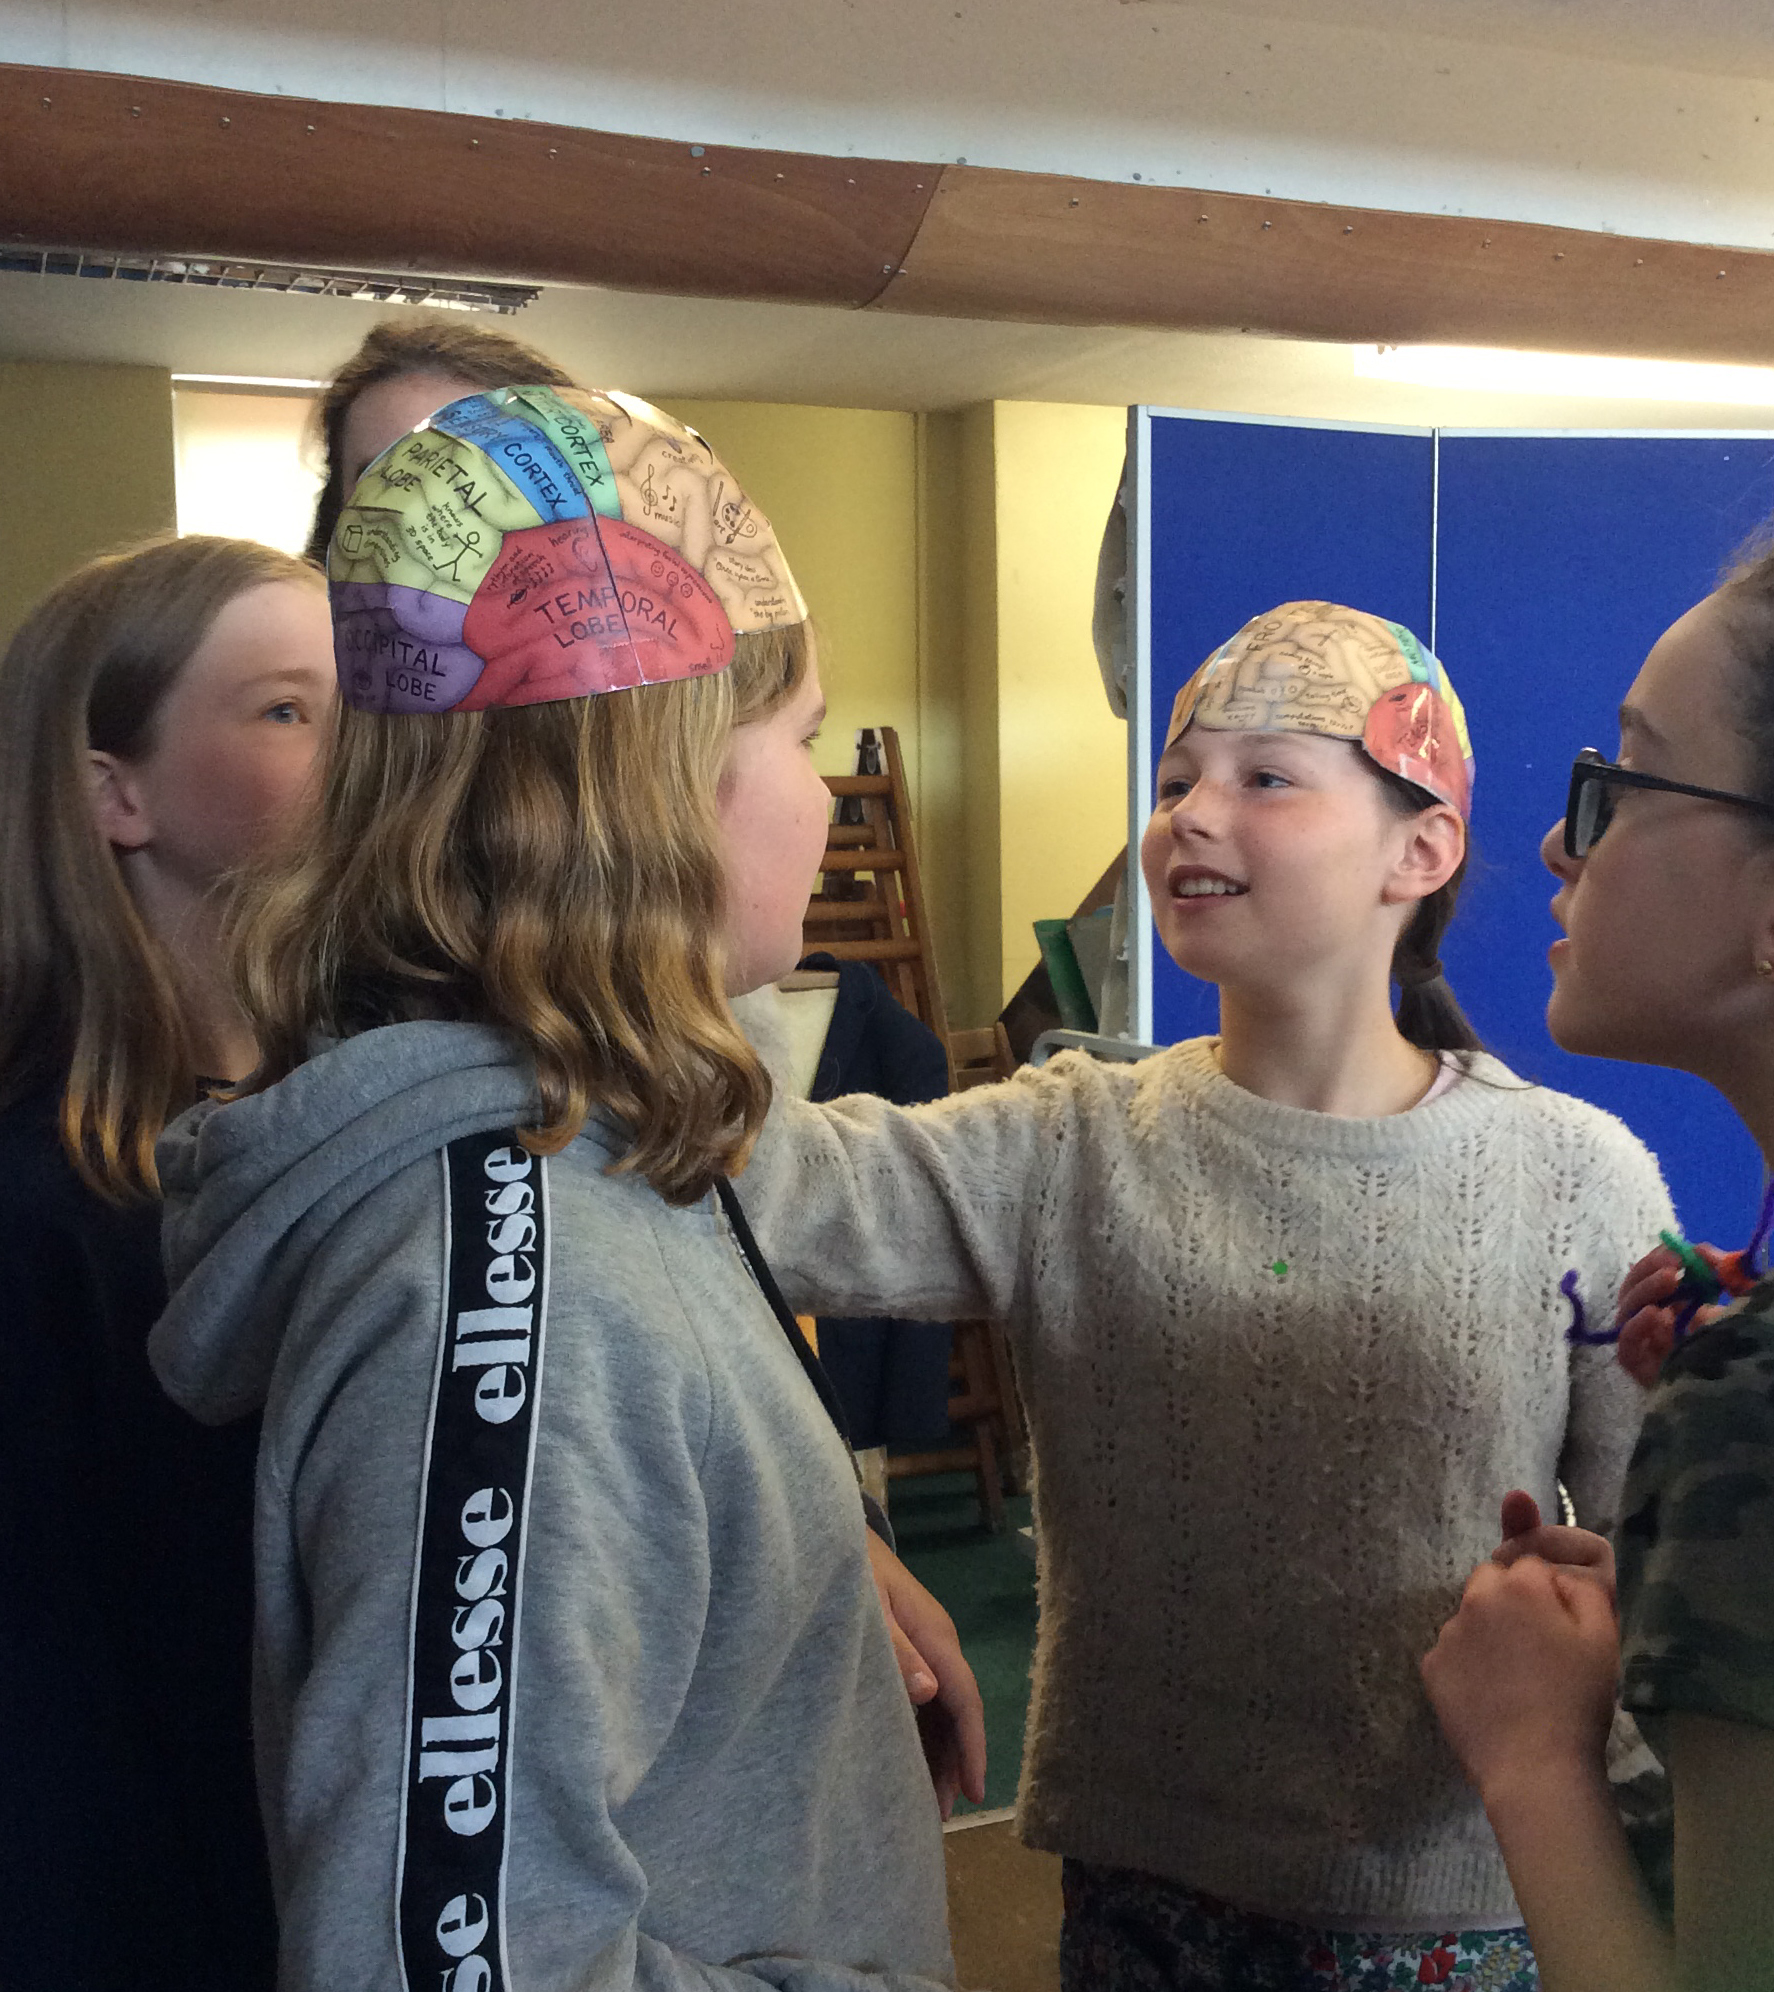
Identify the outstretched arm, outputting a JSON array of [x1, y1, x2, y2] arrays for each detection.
[[740, 1073, 1059, 1325]]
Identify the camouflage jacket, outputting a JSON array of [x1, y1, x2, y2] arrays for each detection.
[[1613, 1288, 1774, 1914]]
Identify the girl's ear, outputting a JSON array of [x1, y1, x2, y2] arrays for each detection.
[[1381, 802, 1465, 907], [88, 750, 154, 853], [1743, 843, 1774, 983]]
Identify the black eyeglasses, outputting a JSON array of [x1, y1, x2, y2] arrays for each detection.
[[1564, 747, 1774, 859]]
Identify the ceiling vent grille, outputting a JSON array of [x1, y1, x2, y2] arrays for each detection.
[[0, 247, 538, 314]]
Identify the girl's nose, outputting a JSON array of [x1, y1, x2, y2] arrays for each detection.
[[1541, 816, 1579, 883], [1167, 781, 1223, 834]]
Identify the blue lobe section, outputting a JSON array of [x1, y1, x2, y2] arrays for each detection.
[[429, 397, 591, 523]]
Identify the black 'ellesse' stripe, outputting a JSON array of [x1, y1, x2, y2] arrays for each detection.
[[397, 1132, 550, 1992]]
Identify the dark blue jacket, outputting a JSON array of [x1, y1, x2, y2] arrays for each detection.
[[799, 959, 953, 1449], [0, 1086, 274, 1990]]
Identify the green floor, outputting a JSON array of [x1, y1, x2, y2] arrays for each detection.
[[890, 1470, 1038, 1814]]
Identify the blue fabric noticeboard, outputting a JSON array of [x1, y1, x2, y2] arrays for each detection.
[[1142, 414, 1434, 1049], [1436, 434, 1774, 1246], [1134, 410, 1774, 1244]]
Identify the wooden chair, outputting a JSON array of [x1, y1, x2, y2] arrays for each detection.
[[885, 1019, 1030, 1526], [885, 1320, 1023, 1532], [948, 1022, 1015, 1092]]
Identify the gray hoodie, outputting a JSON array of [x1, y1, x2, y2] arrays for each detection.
[[149, 1022, 953, 1992]]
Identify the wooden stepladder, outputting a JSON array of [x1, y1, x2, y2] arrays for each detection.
[[801, 728, 1027, 1530], [803, 727, 951, 1054]]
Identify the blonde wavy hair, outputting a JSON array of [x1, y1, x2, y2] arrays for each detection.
[[232, 622, 811, 1203], [0, 535, 325, 1200]]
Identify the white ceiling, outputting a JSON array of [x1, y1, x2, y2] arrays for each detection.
[[9, 265, 1774, 433], [1173, 0, 1774, 78]]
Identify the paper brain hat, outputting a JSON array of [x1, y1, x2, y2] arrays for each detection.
[[1165, 600, 1475, 819], [328, 385, 807, 713]]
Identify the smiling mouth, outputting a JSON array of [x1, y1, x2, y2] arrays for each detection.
[[1170, 868, 1258, 900]]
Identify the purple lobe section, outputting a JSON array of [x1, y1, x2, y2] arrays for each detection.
[[331, 582, 486, 713]]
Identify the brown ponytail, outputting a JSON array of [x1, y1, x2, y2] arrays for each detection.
[[1371, 766, 1486, 1057]]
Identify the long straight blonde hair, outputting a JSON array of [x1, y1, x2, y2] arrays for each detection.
[[232, 622, 812, 1203], [0, 535, 326, 1199]]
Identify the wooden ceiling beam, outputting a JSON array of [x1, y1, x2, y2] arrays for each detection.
[[0, 64, 934, 309], [7, 63, 1774, 367], [879, 168, 1774, 366]]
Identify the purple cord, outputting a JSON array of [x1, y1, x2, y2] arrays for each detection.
[[1562, 1268, 1619, 1346]]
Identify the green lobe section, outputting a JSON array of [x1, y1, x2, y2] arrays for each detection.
[[330, 428, 546, 601]]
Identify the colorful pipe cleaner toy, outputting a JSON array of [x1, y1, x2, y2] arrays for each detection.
[[1562, 1178, 1774, 1347]]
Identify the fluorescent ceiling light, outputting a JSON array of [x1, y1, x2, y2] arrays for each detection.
[[1, 246, 538, 315], [174, 372, 328, 390], [1354, 343, 1774, 406]]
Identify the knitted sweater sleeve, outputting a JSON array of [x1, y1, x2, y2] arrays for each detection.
[[1558, 1110, 1676, 1535], [737, 1069, 1060, 1325]]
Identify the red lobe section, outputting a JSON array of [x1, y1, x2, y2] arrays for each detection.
[[460, 517, 734, 710], [1363, 683, 1472, 818]]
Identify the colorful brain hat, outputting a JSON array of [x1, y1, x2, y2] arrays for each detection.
[[1165, 600, 1475, 819], [328, 385, 807, 713]]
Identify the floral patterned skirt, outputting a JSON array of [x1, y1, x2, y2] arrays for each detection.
[[1060, 1860, 1539, 1991]]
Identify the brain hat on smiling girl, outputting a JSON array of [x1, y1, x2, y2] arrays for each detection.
[[1165, 600, 1475, 820], [328, 385, 807, 713]]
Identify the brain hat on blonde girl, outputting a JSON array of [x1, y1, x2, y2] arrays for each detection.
[[328, 385, 807, 713], [1167, 600, 1476, 820]]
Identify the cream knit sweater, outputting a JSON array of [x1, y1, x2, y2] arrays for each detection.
[[739, 1039, 1672, 1929]]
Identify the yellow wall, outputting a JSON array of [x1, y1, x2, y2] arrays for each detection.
[[912, 408, 975, 1029], [950, 405, 1003, 1027], [663, 397, 987, 1020], [0, 363, 178, 640], [660, 400, 922, 793], [978, 402, 1130, 1012], [664, 396, 1128, 1028]]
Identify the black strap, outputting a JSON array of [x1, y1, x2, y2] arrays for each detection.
[[716, 1176, 853, 1449], [399, 1131, 549, 1992]]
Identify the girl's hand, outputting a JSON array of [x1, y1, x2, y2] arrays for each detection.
[[1615, 1241, 1726, 1388], [1493, 1489, 1615, 1602], [864, 1531, 988, 1817], [1422, 1555, 1620, 1802]]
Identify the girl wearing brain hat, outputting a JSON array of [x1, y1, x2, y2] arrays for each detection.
[[737, 601, 1673, 1989], [148, 389, 974, 1990]]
